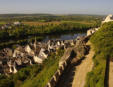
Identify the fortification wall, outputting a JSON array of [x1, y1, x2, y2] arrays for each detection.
[[45, 48, 73, 87], [87, 27, 99, 36]]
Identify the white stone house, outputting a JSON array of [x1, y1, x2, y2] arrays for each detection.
[[33, 56, 43, 64], [25, 45, 35, 56], [13, 21, 21, 25]]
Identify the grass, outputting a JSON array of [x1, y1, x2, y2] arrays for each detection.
[[85, 22, 113, 87], [0, 21, 6, 25]]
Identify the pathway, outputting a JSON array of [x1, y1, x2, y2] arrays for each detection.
[[72, 41, 94, 87]]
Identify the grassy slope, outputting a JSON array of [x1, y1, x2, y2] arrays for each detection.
[[85, 22, 113, 87]]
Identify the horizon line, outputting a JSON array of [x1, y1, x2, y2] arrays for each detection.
[[0, 13, 107, 16]]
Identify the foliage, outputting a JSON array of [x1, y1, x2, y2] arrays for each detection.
[[0, 22, 95, 41]]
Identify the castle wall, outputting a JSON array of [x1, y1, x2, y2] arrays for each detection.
[[45, 49, 73, 87]]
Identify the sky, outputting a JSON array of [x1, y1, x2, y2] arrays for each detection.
[[0, 0, 113, 15]]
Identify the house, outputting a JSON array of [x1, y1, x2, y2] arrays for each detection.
[[13, 21, 21, 25], [25, 45, 35, 56], [33, 56, 43, 64], [7, 60, 18, 74], [3, 48, 13, 57], [13, 46, 25, 58], [38, 48, 48, 59]]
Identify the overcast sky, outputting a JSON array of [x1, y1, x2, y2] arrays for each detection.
[[0, 0, 113, 15]]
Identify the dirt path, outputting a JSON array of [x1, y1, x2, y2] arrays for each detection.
[[72, 41, 94, 87], [109, 61, 113, 87], [55, 41, 94, 87]]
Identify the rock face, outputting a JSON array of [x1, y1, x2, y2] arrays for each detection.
[[102, 14, 113, 24]]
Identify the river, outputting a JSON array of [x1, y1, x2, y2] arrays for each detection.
[[43, 32, 86, 42]]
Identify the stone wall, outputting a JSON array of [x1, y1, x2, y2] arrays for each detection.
[[87, 28, 99, 36], [45, 48, 74, 87]]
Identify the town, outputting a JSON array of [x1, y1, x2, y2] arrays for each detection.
[[0, 21, 21, 30], [0, 37, 76, 75]]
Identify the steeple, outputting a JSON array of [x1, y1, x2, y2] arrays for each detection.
[[34, 37, 37, 52]]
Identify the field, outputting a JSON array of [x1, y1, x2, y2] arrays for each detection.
[[0, 21, 6, 25], [23, 21, 61, 26], [23, 20, 95, 26]]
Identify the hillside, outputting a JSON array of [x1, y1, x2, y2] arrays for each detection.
[[85, 22, 113, 87]]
